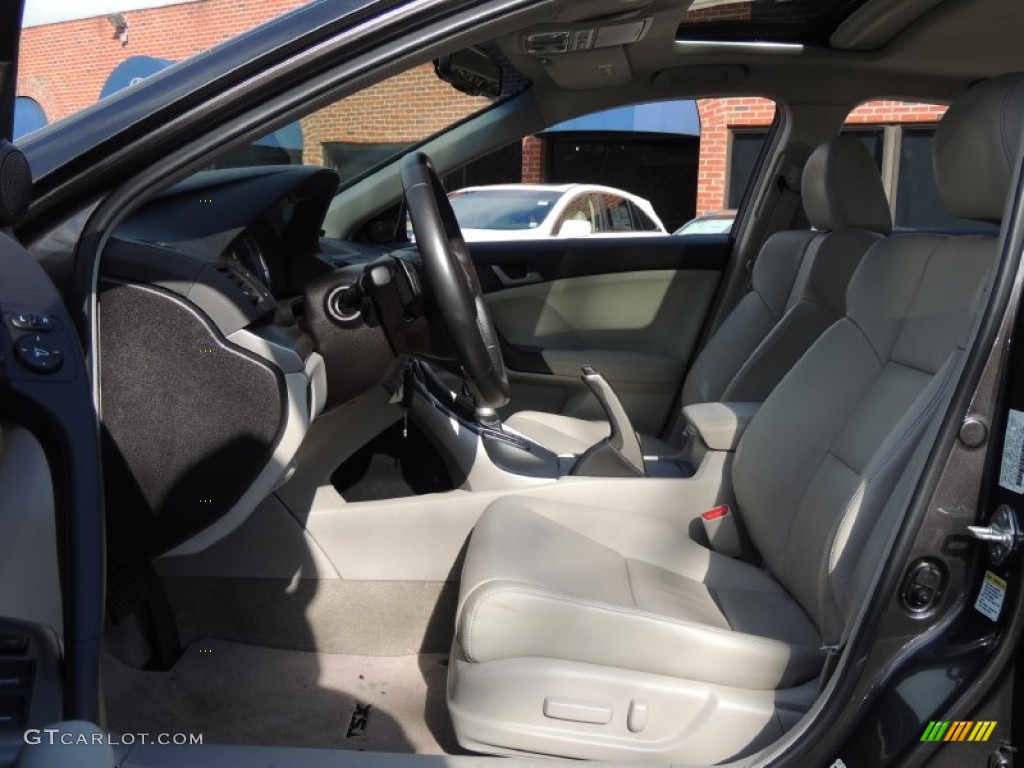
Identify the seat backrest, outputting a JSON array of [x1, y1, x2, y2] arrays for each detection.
[[682, 136, 892, 406], [734, 73, 1024, 645]]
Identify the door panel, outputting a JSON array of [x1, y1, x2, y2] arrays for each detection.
[[472, 236, 730, 436]]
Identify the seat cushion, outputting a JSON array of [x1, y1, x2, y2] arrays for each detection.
[[504, 411, 676, 456], [457, 497, 824, 690]]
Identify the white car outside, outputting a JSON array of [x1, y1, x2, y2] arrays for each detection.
[[448, 183, 667, 242]]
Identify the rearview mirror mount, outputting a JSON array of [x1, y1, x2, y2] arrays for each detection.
[[435, 47, 502, 99]]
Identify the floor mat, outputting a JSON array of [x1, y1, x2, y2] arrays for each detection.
[[331, 421, 455, 502], [102, 639, 461, 754]]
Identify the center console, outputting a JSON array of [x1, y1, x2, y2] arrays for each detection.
[[410, 361, 750, 490]]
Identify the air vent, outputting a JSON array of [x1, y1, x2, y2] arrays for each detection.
[[215, 265, 267, 308]]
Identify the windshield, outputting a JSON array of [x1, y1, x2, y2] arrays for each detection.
[[675, 214, 735, 235], [449, 189, 562, 230], [16, 2, 528, 180]]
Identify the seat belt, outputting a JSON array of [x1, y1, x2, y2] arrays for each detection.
[[817, 354, 957, 692], [745, 168, 805, 288], [818, 277, 994, 693]]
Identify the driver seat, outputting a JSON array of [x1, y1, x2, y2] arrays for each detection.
[[504, 134, 893, 455], [448, 74, 1024, 763]]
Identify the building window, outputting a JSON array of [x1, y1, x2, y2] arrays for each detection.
[[841, 127, 884, 170], [727, 126, 882, 211], [442, 142, 523, 190], [895, 127, 994, 232], [727, 130, 769, 209]]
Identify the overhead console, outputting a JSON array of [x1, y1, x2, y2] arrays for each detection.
[[513, 15, 653, 89], [521, 18, 653, 55]]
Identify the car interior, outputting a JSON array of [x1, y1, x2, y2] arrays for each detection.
[[6, 0, 1024, 766]]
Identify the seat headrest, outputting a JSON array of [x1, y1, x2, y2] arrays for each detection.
[[0, 141, 31, 227], [802, 136, 892, 235], [935, 73, 1024, 224]]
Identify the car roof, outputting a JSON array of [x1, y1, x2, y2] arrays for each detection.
[[494, 0, 1024, 126], [451, 183, 648, 199]]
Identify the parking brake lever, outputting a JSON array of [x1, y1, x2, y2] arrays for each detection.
[[571, 366, 646, 477]]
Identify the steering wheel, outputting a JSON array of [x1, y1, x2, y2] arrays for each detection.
[[401, 152, 510, 409]]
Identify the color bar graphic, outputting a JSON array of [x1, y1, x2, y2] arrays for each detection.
[[920, 721, 996, 742]]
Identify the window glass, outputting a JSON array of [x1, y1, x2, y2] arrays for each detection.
[[841, 127, 884, 170], [728, 130, 768, 209], [895, 127, 995, 232], [604, 195, 634, 232], [678, 0, 870, 45], [629, 202, 661, 232], [211, 54, 527, 186], [448, 189, 560, 231], [547, 136, 697, 232], [19, 2, 288, 131], [444, 142, 524, 190], [13, 97, 47, 139], [554, 194, 600, 236]]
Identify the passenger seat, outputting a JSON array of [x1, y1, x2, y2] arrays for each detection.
[[505, 135, 893, 455], [448, 73, 1023, 763]]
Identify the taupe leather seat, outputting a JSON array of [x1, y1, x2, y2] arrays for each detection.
[[449, 74, 1024, 763], [505, 135, 892, 456]]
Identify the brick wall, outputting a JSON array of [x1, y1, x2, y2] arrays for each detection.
[[17, 0, 307, 122], [299, 64, 487, 165], [521, 136, 545, 184]]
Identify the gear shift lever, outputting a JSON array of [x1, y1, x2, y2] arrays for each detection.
[[571, 366, 646, 477]]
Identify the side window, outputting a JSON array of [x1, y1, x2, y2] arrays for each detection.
[[700, 98, 779, 235], [894, 126, 992, 231], [554, 194, 600, 237], [604, 195, 634, 232], [727, 130, 770, 209], [629, 202, 661, 232], [342, 95, 779, 241], [842, 101, 996, 233]]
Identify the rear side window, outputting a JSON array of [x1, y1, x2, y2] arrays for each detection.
[[604, 195, 634, 232], [894, 126, 994, 232], [629, 202, 661, 231], [554, 194, 601, 235], [843, 101, 997, 233]]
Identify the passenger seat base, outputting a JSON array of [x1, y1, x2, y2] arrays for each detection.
[[447, 644, 816, 763]]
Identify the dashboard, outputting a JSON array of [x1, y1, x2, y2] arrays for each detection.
[[107, 165, 342, 335], [99, 165, 344, 561]]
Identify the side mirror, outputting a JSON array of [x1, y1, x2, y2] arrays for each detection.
[[558, 219, 593, 238], [434, 47, 502, 98]]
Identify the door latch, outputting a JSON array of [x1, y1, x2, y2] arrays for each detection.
[[968, 504, 1023, 565]]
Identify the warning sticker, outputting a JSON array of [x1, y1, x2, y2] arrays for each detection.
[[999, 409, 1024, 493], [975, 571, 1007, 622]]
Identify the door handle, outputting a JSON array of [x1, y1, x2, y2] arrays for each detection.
[[492, 264, 543, 287]]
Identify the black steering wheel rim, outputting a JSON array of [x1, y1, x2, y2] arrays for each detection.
[[400, 152, 510, 409]]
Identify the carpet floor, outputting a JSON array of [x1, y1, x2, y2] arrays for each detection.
[[102, 639, 461, 754]]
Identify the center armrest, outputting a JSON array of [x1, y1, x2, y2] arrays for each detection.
[[682, 401, 761, 452]]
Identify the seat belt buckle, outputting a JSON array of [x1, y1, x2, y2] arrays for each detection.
[[701, 505, 741, 558]]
